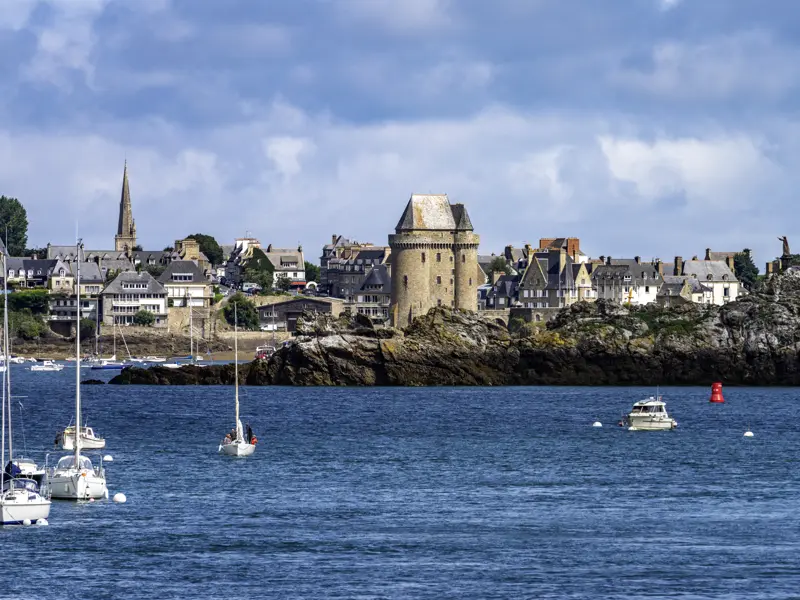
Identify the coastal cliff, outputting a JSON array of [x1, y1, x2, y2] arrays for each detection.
[[109, 270, 800, 386]]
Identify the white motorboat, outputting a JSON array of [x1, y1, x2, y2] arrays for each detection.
[[1, 251, 51, 524], [46, 241, 108, 501], [219, 304, 256, 457], [56, 425, 106, 450], [622, 396, 678, 431], [30, 361, 64, 372], [12, 457, 46, 488], [144, 356, 166, 363]]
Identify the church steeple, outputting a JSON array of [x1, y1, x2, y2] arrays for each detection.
[[115, 161, 137, 253]]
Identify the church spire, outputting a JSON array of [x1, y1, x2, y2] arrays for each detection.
[[115, 160, 137, 253]]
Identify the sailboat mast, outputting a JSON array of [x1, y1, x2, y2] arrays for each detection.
[[74, 241, 82, 464], [234, 303, 239, 433], [3, 251, 11, 462], [189, 300, 193, 360], [1, 251, 7, 477]]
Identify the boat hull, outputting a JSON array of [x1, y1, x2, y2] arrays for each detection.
[[0, 497, 51, 525], [627, 417, 677, 431], [48, 472, 108, 500], [220, 442, 255, 457], [60, 434, 106, 450]]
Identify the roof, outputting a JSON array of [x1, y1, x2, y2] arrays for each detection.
[[103, 271, 166, 295], [359, 264, 390, 294], [70, 262, 104, 283], [157, 260, 208, 285], [592, 259, 662, 286], [488, 275, 519, 299], [681, 260, 737, 282], [395, 194, 456, 231], [706, 250, 737, 261], [450, 203, 474, 231]]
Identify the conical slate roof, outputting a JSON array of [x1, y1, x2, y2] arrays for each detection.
[[395, 194, 456, 232]]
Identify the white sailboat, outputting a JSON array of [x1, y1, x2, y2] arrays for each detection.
[[219, 304, 255, 457], [1, 250, 51, 525], [47, 241, 108, 500]]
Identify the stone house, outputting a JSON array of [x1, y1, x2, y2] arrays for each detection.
[[257, 297, 344, 333], [485, 274, 519, 309], [320, 235, 391, 300], [101, 271, 168, 327], [157, 260, 212, 308], [47, 262, 105, 332], [262, 244, 306, 291], [223, 237, 261, 287], [347, 264, 391, 321], [592, 257, 662, 306], [518, 249, 594, 308], [656, 275, 713, 306], [674, 257, 739, 305]]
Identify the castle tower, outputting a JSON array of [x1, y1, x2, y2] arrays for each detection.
[[114, 161, 137, 253], [389, 194, 480, 328]]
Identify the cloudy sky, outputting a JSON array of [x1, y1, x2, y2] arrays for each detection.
[[0, 0, 796, 266]]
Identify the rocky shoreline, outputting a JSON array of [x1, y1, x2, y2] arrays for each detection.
[[108, 270, 800, 387]]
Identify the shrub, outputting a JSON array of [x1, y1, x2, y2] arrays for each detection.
[[223, 293, 260, 330], [132, 310, 155, 326]]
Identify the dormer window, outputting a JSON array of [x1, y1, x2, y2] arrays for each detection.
[[707, 274, 713, 281], [623, 275, 631, 281], [59, 269, 65, 276]]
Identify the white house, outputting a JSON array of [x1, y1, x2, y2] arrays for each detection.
[[591, 257, 662, 306], [157, 260, 211, 308], [262, 244, 306, 290], [101, 271, 168, 327], [678, 259, 739, 305]]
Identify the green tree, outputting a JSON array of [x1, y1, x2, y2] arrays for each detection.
[[304, 261, 320, 283], [9, 310, 44, 340], [145, 264, 165, 277], [163, 245, 174, 252], [80, 318, 96, 340], [275, 273, 291, 292], [23, 247, 45, 259], [733, 249, 759, 290], [489, 256, 511, 276], [223, 293, 260, 330], [243, 266, 273, 291], [105, 269, 117, 283], [248, 247, 275, 274], [132, 310, 155, 326], [0, 195, 29, 256], [187, 233, 224, 266], [132, 244, 143, 251], [1, 289, 50, 314]]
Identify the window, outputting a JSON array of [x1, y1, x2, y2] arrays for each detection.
[[723, 287, 730, 297], [645, 286, 649, 293], [59, 268, 65, 276], [436, 276, 442, 284], [403, 275, 408, 288], [437, 299, 442, 306], [462, 254, 465, 263], [421, 252, 426, 263], [469, 278, 472, 286], [581, 278, 585, 285], [436, 253, 441, 262]]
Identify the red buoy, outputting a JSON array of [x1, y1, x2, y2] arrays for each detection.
[[710, 381, 725, 403]]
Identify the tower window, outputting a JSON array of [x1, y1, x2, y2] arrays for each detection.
[[436, 253, 441, 262], [437, 299, 442, 306], [421, 252, 426, 263], [462, 254, 466, 263], [469, 278, 472, 285], [403, 275, 408, 288], [436, 276, 442, 284]]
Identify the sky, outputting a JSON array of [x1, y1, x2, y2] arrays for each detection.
[[1, 0, 798, 267]]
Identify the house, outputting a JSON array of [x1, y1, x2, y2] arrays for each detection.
[[47, 259, 74, 294], [350, 264, 391, 322], [257, 297, 344, 333], [223, 237, 261, 286], [485, 274, 519, 309], [101, 271, 168, 327], [46, 245, 137, 280], [591, 257, 662, 305], [6, 258, 58, 288], [321, 235, 392, 300], [672, 256, 739, 305], [517, 249, 595, 308], [262, 244, 306, 290], [656, 276, 713, 306], [157, 260, 212, 308]]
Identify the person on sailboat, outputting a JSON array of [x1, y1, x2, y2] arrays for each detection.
[[246, 423, 253, 444], [3, 460, 21, 484], [222, 433, 232, 446]]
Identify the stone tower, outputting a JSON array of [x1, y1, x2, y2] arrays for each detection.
[[114, 161, 137, 253], [389, 194, 480, 328]]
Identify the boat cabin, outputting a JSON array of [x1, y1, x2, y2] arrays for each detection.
[[55, 455, 94, 471], [2, 478, 40, 494]]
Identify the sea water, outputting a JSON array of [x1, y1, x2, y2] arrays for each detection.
[[2, 367, 798, 599]]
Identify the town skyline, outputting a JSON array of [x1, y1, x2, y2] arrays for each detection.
[[2, 1, 798, 266]]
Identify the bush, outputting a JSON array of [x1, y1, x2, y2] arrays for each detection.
[[1, 289, 50, 314], [10, 310, 44, 340], [79, 318, 96, 340], [223, 293, 260, 330], [132, 310, 155, 326]]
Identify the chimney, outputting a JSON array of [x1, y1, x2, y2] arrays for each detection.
[[726, 256, 735, 271], [599, 255, 605, 263], [524, 243, 532, 257], [674, 256, 682, 276], [606, 256, 612, 265], [692, 255, 698, 260], [705, 248, 711, 260], [504, 245, 514, 261], [332, 235, 337, 245], [655, 259, 663, 276], [634, 256, 641, 264]]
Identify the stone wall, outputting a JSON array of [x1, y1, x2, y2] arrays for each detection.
[[167, 306, 213, 338]]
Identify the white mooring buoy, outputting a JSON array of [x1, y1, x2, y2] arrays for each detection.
[[36, 518, 48, 526], [103, 455, 113, 462], [113, 493, 127, 504], [592, 421, 602, 427], [22, 519, 31, 526], [744, 430, 754, 437]]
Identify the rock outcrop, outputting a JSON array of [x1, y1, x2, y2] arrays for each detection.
[[109, 270, 800, 386]]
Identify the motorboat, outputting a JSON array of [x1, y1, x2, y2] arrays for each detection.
[[219, 303, 256, 458], [621, 396, 677, 431], [11, 457, 46, 488], [144, 356, 166, 363], [56, 425, 106, 450], [46, 241, 109, 501], [30, 361, 64, 372], [255, 345, 275, 360], [1, 251, 51, 524]]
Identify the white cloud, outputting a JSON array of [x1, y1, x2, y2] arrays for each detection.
[[0, 0, 38, 30], [658, 0, 682, 11], [613, 31, 799, 100], [263, 136, 315, 178], [336, 0, 455, 33]]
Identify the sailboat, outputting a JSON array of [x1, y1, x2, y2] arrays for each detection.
[[48, 241, 109, 500], [219, 303, 255, 457], [1, 249, 51, 524]]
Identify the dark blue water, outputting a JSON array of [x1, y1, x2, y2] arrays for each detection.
[[2, 365, 799, 599]]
